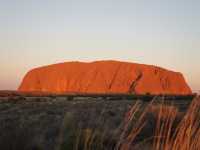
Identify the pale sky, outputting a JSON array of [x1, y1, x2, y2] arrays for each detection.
[[0, 0, 200, 91]]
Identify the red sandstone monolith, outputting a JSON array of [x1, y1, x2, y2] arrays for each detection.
[[18, 61, 192, 95]]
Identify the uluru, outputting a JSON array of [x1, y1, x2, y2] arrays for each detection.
[[18, 60, 191, 95]]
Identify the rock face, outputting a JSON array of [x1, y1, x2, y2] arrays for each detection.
[[18, 60, 192, 95]]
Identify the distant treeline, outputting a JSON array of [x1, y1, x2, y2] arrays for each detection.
[[0, 90, 196, 101]]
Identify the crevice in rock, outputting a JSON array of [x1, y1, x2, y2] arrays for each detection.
[[108, 64, 122, 90], [85, 68, 98, 92], [129, 71, 143, 94], [36, 73, 42, 91]]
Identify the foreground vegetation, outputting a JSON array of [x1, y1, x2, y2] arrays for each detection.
[[0, 95, 199, 150], [117, 96, 200, 150], [56, 96, 200, 150]]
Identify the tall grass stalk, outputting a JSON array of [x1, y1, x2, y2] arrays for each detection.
[[119, 96, 200, 150]]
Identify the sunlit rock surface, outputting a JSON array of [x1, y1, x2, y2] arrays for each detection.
[[18, 60, 191, 95]]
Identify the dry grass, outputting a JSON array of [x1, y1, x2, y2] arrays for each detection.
[[152, 97, 200, 150], [58, 97, 200, 150], [74, 128, 106, 150], [119, 96, 200, 150], [116, 101, 150, 150]]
